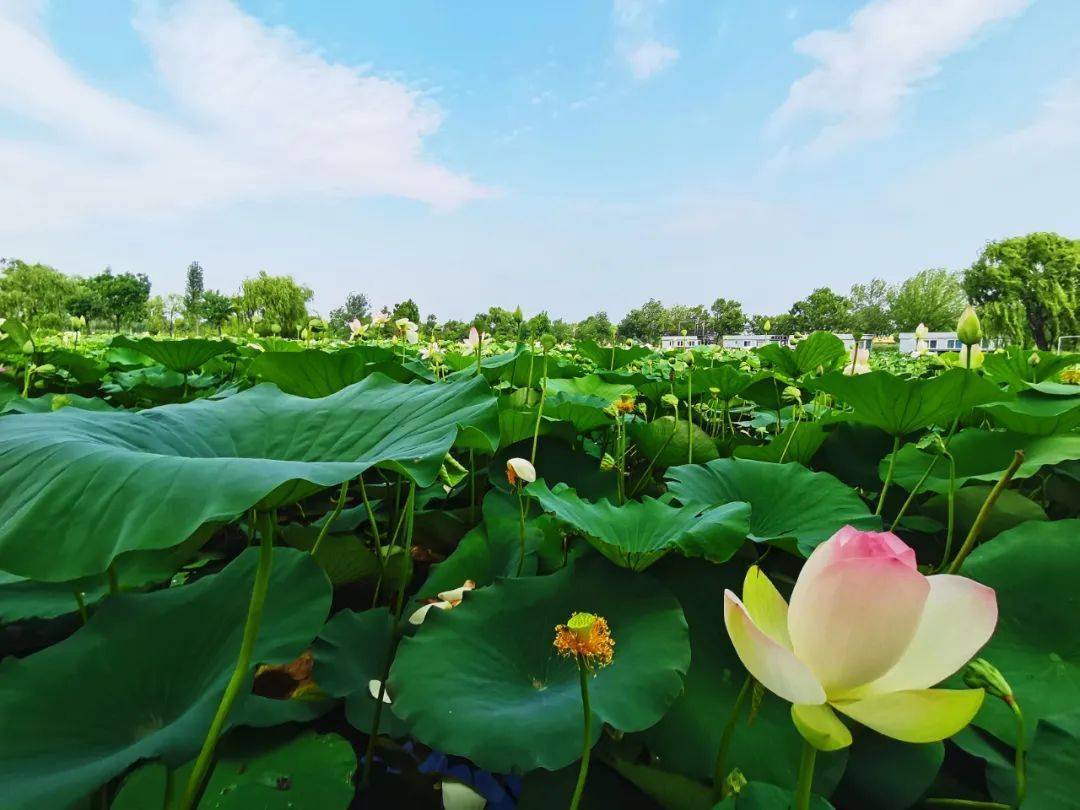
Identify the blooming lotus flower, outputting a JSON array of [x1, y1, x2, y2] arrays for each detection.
[[409, 580, 476, 625], [421, 341, 443, 361], [843, 347, 871, 375], [914, 323, 929, 340], [464, 326, 482, 352], [911, 339, 929, 358], [506, 457, 536, 486], [347, 318, 367, 339], [724, 527, 997, 750], [371, 311, 390, 327]]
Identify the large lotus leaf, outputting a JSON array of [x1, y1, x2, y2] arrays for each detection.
[[545, 373, 636, 405], [733, 421, 828, 466], [982, 347, 1080, 391], [809, 369, 1008, 436], [1014, 711, 1080, 810], [111, 335, 234, 372], [388, 556, 690, 773], [758, 332, 846, 378], [490, 437, 618, 502], [1024, 381, 1080, 397], [112, 728, 356, 809], [0, 547, 331, 808], [831, 731, 943, 810], [39, 349, 108, 384], [666, 458, 879, 556], [715, 782, 835, 809], [526, 480, 749, 569], [635, 557, 847, 793], [958, 520, 1080, 744], [0, 374, 498, 581], [979, 392, 1080, 435], [247, 345, 405, 397], [1, 392, 114, 414], [631, 416, 719, 469], [576, 339, 652, 370], [922, 485, 1047, 540], [0, 570, 110, 622], [887, 429, 1080, 495], [673, 363, 757, 401], [311, 607, 410, 738]]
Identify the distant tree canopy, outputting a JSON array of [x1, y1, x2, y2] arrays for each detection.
[[86, 269, 152, 332], [964, 232, 1080, 349], [391, 299, 421, 324], [575, 311, 613, 342], [328, 292, 371, 334], [237, 272, 312, 336], [184, 261, 204, 323], [0, 259, 74, 328], [200, 291, 235, 335], [849, 278, 893, 335], [788, 287, 852, 333], [888, 268, 966, 332], [709, 297, 745, 336]]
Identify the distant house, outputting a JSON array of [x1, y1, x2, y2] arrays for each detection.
[[721, 334, 787, 349], [898, 331, 964, 354], [834, 333, 874, 351], [660, 334, 701, 350]]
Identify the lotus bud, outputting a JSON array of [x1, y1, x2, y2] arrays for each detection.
[[21, 340, 34, 354], [637, 401, 648, 415], [1028, 351, 1040, 366], [540, 333, 556, 352], [51, 394, 71, 411], [763, 319, 772, 333], [271, 323, 281, 335], [914, 323, 929, 340], [661, 393, 679, 409], [963, 658, 1014, 705], [956, 306, 982, 346], [916, 431, 947, 455], [514, 306, 523, 322], [300, 328, 309, 340], [680, 329, 687, 337], [599, 453, 616, 472]]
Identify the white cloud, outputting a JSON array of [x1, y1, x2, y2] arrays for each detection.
[[0, 0, 488, 231], [769, 0, 1031, 162], [613, 0, 679, 80]]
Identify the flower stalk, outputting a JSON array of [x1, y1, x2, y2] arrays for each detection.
[[947, 450, 1024, 574], [793, 739, 816, 810]]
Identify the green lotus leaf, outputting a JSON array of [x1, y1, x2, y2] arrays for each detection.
[[490, 437, 618, 502], [110, 335, 234, 373], [388, 556, 690, 773], [921, 485, 1047, 541], [39, 349, 108, 384], [112, 728, 356, 809], [635, 557, 847, 793], [666, 458, 879, 556], [733, 421, 828, 466], [0, 570, 109, 622], [887, 429, 1080, 495], [1, 392, 114, 414], [982, 347, 1080, 392], [758, 331, 847, 378], [1023, 381, 1080, 397], [526, 479, 749, 569], [0, 547, 331, 808], [831, 732, 943, 810], [959, 519, 1080, 744], [247, 345, 408, 397], [576, 339, 652, 370], [673, 363, 757, 401], [0, 375, 498, 581], [631, 416, 719, 469], [312, 607, 410, 738], [545, 374, 636, 403], [809, 369, 1008, 436], [979, 392, 1080, 435], [1015, 710, 1080, 810], [714, 781, 835, 809]]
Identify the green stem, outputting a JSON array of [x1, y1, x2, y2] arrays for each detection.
[[876, 435, 902, 515], [73, 588, 88, 624], [569, 662, 593, 810], [107, 564, 120, 596], [687, 369, 693, 464], [359, 476, 382, 550], [362, 482, 417, 788], [946, 450, 1024, 574], [468, 449, 477, 524], [21, 364, 31, 398], [778, 410, 800, 464], [1010, 699, 1026, 807], [712, 674, 752, 800], [515, 488, 528, 577], [311, 479, 350, 557], [793, 739, 816, 810], [178, 511, 275, 810], [924, 801, 1010, 809], [938, 453, 957, 571], [889, 454, 941, 531], [530, 351, 549, 466], [163, 767, 175, 810]]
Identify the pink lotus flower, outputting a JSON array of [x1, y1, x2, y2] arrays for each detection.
[[724, 526, 997, 750]]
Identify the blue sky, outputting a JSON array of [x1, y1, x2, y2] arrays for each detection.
[[1, 0, 1077, 320]]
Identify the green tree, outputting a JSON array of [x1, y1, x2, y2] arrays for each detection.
[[848, 278, 894, 335], [87, 269, 151, 332], [550, 319, 574, 343], [963, 232, 1080, 349], [328, 292, 371, 335], [145, 296, 167, 334], [888, 268, 966, 332], [618, 299, 667, 343], [238, 272, 312, 336], [66, 284, 99, 327], [391, 298, 421, 325], [664, 303, 710, 337], [471, 306, 518, 340], [709, 297, 745, 336], [575, 311, 613, 342], [0, 259, 75, 328], [526, 311, 552, 340], [200, 290, 235, 336], [184, 261, 204, 331], [438, 319, 470, 342], [788, 287, 852, 332]]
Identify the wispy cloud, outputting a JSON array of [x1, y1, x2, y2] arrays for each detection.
[[768, 0, 1031, 163], [0, 0, 488, 231], [613, 0, 679, 80]]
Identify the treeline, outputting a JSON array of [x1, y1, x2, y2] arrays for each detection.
[[1, 232, 1077, 348]]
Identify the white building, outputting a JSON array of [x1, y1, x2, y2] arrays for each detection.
[[898, 332, 964, 354], [834, 333, 874, 351], [660, 334, 701, 350], [721, 334, 787, 349]]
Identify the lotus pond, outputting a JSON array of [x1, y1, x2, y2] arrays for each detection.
[[1, 320, 1079, 810]]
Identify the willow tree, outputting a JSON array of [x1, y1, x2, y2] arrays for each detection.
[[964, 232, 1080, 349]]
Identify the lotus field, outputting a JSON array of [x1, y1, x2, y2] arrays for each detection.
[[3, 314, 1080, 810]]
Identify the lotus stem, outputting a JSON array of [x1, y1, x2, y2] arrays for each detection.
[[937, 453, 957, 571], [1009, 698, 1027, 806], [530, 350, 549, 466], [107, 564, 120, 596], [515, 487, 528, 577], [179, 510, 276, 810], [712, 673, 752, 800], [924, 801, 1009, 809], [875, 435, 902, 515], [687, 368, 693, 464], [569, 661, 593, 810], [72, 588, 88, 624], [793, 738, 816, 810], [889, 454, 941, 531], [311, 478, 349, 557], [163, 767, 175, 810], [468, 449, 477, 524], [947, 450, 1024, 574], [363, 481, 416, 788]]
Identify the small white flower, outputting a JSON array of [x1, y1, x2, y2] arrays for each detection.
[[506, 457, 537, 485], [408, 581, 476, 625]]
